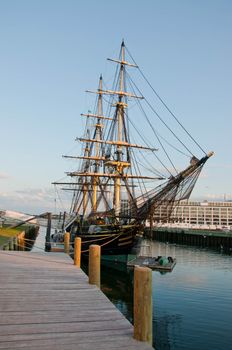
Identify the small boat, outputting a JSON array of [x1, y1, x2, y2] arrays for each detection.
[[127, 255, 176, 272], [53, 41, 213, 262]]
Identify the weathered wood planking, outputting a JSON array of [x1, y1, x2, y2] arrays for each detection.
[[0, 251, 154, 349]]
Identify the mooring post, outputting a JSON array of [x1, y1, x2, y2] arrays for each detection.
[[134, 266, 153, 345], [17, 232, 25, 251], [9, 238, 14, 251], [74, 237, 81, 267], [45, 212, 52, 252], [13, 236, 17, 251], [64, 232, 70, 254], [88, 244, 101, 288], [16, 233, 20, 251], [21, 232, 25, 251], [62, 211, 66, 232], [149, 214, 153, 239]]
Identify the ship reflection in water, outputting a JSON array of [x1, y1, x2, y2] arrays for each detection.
[[100, 240, 232, 350], [101, 265, 134, 323]]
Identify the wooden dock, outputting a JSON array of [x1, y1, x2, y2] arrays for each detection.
[[0, 251, 154, 350]]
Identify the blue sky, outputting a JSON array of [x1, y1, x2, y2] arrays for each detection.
[[0, 0, 231, 214]]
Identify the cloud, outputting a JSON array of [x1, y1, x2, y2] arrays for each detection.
[[0, 187, 71, 214], [0, 172, 9, 179], [198, 171, 208, 179], [207, 163, 232, 169], [15, 188, 54, 201], [198, 193, 232, 201]]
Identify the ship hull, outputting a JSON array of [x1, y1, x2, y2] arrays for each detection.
[[70, 224, 142, 258]]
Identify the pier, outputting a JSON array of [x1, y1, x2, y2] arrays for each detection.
[[0, 251, 154, 350], [146, 226, 232, 250]]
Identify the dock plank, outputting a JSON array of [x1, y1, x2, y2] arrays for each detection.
[[0, 251, 154, 349]]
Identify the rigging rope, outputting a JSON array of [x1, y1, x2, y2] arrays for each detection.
[[127, 71, 194, 161], [125, 45, 207, 155], [125, 110, 173, 177]]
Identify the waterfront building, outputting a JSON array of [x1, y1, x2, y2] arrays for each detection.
[[152, 200, 232, 228]]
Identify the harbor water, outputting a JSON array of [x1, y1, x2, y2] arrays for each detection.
[[101, 240, 232, 350]]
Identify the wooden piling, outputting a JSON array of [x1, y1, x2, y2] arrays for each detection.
[[13, 237, 17, 251], [62, 211, 66, 231], [149, 215, 153, 237], [22, 232, 25, 251], [74, 237, 81, 267], [88, 244, 101, 288], [17, 232, 25, 251], [64, 232, 70, 255], [45, 212, 52, 252], [134, 266, 152, 345], [9, 238, 14, 251], [17, 234, 20, 251], [16, 234, 20, 251]]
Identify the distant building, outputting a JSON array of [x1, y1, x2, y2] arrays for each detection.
[[153, 200, 232, 227]]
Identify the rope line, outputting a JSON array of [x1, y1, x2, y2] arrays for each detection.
[[127, 71, 194, 159], [125, 45, 207, 155], [80, 232, 122, 253]]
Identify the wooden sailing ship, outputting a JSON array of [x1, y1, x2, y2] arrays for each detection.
[[53, 41, 213, 260]]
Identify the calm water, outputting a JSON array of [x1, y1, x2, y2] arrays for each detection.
[[100, 240, 232, 350]]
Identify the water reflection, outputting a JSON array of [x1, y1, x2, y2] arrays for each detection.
[[153, 313, 182, 350], [101, 265, 134, 323], [101, 240, 232, 350]]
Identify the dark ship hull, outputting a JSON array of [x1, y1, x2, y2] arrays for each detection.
[[69, 223, 142, 259]]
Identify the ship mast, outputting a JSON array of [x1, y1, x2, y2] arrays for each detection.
[[71, 41, 159, 217], [82, 129, 90, 216], [114, 41, 125, 213], [92, 75, 103, 213], [108, 40, 141, 214], [54, 41, 161, 219]]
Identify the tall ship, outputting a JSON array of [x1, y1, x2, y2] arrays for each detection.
[[53, 41, 213, 261]]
